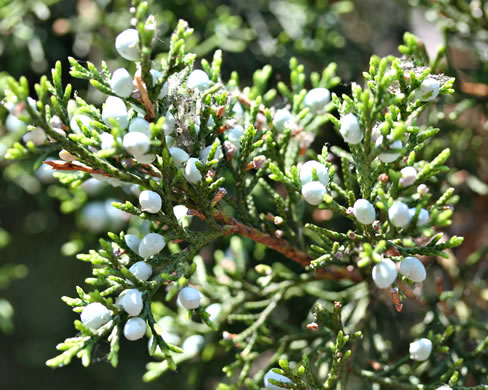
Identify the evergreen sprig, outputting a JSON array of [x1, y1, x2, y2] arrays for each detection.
[[1, 1, 485, 388]]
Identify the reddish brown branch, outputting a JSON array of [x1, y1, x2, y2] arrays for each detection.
[[44, 160, 163, 179], [209, 209, 362, 281], [45, 159, 360, 281], [214, 210, 311, 265], [135, 75, 155, 120], [43, 160, 112, 177]]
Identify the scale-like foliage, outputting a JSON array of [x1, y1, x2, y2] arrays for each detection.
[[1, 1, 486, 389]]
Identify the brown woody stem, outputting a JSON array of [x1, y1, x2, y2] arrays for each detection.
[[44, 160, 112, 177], [210, 210, 362, 281], [135, 75, 155, 120], [45, 158, 361, 281]]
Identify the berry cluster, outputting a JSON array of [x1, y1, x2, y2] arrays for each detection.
[[2, 2, 471, 388]]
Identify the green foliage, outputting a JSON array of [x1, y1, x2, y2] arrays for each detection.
[[1, 1, 487, 389]]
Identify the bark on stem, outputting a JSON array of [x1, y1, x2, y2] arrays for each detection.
[[210, 210, 362, 282], [135, 75, 155, 120], [43, 156, 361, 281], [44, 160, 112, 177], [213, 210, 310, 265]]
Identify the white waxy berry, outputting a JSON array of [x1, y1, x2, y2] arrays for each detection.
[[264, 369, 292, 390], [129, 117, 151, 136], [123, 132, 150, 156], [187, 69, 210, 91], [163, 111, 175, 135], [115, 28, 140, 61], [182, 334, 205, 355], [139, 233, 165, 258], [436, 386, 452, 390], [389, 201, 411, 228], [372, 258, 398, 289], [416, 78, 440, 102], [409, 208, 429, 227], [169, 147, 190, 168], [353, 199, 376, 225], [80, 302, 111, 329], [129, 261, 152, 281], [100, 132, 115, 150], [409, 338, 432, 361], [200, 143, 223, 163], [273, 109, 293, 132], [376, 135, 402, 163], [227, 125, 245, 148], [110, 68, 133, 97], [23, 127, 47, 146], [184, 157, 202, 184], [417, 184, 429, 196], [102, 96, 129, 129], [118, 288, 143, 316], [400, 166, 417, 187], [150, 69, 168, 99], [302, 181, 327, 206], [299, 160, 329, 187], [125, 234, 140, 254], [124, 317, 147, 341], [340, 113, 363, 144], [6, 114, 27, 132], [178, 286, 201, 309], [59, 149, 77, 162], [303, 88, 330, 113], [139, 190, 162, 213], [399, 256, 426, 283]]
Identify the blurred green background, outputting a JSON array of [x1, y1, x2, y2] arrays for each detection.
[[1, 0, 487, 389]]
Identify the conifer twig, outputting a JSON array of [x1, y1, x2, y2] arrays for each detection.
[[135, 74, 155, 120], [44, 160, 112, 177], [210, 209, 362, 281]]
